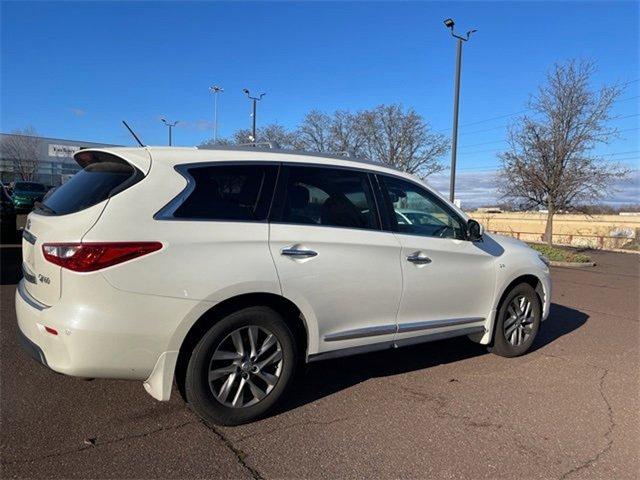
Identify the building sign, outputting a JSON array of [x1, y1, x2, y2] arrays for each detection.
[[48, 144, 80, 158]]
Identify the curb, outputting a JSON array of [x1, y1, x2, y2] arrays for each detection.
[[550, 261, 596, 268]]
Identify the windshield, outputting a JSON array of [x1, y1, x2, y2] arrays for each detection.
[[14, 182, 46, 192]]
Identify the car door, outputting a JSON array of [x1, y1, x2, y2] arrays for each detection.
[[377, 174, 496, 344], [269, 164, 403, 357]]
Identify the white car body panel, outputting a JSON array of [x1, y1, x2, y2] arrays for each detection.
[[269, 223, 403, 355], [15, 146, 552, 402], [393, 234, 497, 342]]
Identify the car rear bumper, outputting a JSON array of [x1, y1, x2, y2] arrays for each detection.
[[17, 320, 50, 368], [15, 276, 208, 392]]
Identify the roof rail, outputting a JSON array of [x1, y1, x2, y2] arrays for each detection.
[[236, 141, 281, 149], [194, 144, 397, 171], [329, 150, 354, 158]]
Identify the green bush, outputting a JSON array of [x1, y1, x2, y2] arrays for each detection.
[[529, 244, 591, 263]]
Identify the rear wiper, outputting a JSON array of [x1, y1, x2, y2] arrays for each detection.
[[34, 201, 57, 215]]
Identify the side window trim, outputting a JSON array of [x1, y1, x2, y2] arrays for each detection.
[[376, 173, 468, 239], [269, 163, 383, 232], [154, 161, 279, 222]]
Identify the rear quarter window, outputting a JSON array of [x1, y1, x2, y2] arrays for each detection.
[[159, 164, 278, 221], [38, 151, 142, 216]]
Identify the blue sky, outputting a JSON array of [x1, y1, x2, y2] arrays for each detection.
[[1, 1, 638, 205]]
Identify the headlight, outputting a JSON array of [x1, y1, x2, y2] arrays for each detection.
[[538, 253, 550, 267]]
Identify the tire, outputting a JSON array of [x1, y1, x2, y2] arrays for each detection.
[[185, 306, 297, 426], [489, 283, 541, 357]]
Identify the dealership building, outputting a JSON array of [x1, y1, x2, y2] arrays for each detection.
[[0, 133, 120, 186]]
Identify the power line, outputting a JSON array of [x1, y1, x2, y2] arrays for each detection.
[[433, 89, 640, 134]]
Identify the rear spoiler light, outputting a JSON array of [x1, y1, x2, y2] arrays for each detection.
[[42, 242, 162, 272]]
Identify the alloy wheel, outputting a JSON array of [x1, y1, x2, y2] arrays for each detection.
[[208, 326, 283, 408], [503, 295, 535, 347]]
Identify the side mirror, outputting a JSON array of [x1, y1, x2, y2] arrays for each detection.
[[467, 219, 484, 242]]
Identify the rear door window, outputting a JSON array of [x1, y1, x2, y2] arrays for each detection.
[[167, 164, 278, 221], [273, 165, 380, 230], [38, 151, 141, 216]]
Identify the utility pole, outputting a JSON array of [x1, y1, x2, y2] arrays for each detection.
[[242, 89, 266, 143], [209, 85, 223, 143], [160, 117, 179, 146], [443, 18, 477, 202]]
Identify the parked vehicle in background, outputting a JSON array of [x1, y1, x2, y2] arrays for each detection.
[[15, 146, 551, 426], [10, 181, 48, 213], [1, 184, 17, 242]]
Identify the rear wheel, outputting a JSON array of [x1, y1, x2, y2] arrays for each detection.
[[489, 283, 541, 357], [185, 306, 297, 426]]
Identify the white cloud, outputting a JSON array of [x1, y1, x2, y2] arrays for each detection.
[[70, 107, 86, 117], [427, 169, 640, 209], [171, 119, 215, 131]]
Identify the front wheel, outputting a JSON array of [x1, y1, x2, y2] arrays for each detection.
[[489, 283, 541, 357], [185, 306, 297, 426]]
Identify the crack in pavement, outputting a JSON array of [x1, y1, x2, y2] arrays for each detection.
[[200, 419, 265, 480], [394, 383, 506, 432], [232, 416, 352, 444], [558, 368, 615, 480], [1, 420, 198, 466]]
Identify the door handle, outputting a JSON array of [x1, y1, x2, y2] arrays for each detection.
[[281, 247, 318, 258], [406, 252, 431, 264]]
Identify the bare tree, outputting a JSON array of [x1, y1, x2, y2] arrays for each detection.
[[359, 104, 449, 178], [197, 105, 448, 179], [231, 124, 296, 149], [1, 126, 43, 181], [329, 110, 367, 157], [295, 111, 332, 152], [498, 60, 629, 245], [294, 110, 367, 156]]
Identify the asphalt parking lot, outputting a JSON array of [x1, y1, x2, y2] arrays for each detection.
[[1, 244, 638, 479]]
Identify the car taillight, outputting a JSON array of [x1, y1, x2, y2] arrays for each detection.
[[42, 242, 162, 272]]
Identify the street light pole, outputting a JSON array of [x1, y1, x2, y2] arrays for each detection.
[[443, 18, 476, 203], [160, 117, 179, 146], [242, 89, 266, 143], [209, 85, 224, 143]]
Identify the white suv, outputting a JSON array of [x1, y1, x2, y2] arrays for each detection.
[[16, 146, 551, 425]]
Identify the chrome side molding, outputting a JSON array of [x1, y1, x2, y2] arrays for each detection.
[[324, 317, 484, 342], [324, 324, 397, 342], [312, 325, 485, 362], [397, 317, 484, 334]]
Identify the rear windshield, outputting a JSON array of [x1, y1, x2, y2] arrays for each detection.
[[37, 152, 141, 216], [14, 182, 46, 192]]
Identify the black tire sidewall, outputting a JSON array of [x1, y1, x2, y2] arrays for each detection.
[[492, 283, 541, 357], [185, 306, 297, 426]]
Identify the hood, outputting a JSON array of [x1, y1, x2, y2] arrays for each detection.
[[486, 232, 533, 252]]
